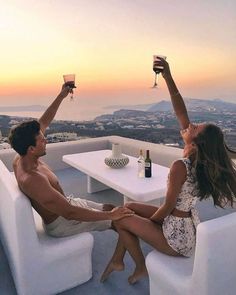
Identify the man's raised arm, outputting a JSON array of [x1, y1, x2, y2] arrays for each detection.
[[156, 58, 190, 130], [39, 85, 71, 133]]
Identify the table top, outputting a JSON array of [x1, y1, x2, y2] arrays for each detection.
[[63, 150, 169, 202]]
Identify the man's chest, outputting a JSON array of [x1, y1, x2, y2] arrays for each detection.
[[38, 163, 59, 187]]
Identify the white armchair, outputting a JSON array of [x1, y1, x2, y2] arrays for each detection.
[[146, 212, 236, 295], [0, 160, 94, 295]]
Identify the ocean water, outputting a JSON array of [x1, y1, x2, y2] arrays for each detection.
[[0, 103, 118, 122], [0, 98, 151, 121], [0, 87, 158, 121]]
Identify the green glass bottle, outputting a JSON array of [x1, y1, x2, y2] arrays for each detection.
[[145, 150, 152, 178]]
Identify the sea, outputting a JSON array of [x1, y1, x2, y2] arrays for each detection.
[[0, 99, 151, 122], [0, 103, 120, 122]]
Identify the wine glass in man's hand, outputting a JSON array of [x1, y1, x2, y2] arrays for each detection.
[[152, 55, 166, 88], [63, 74, 76, 100]]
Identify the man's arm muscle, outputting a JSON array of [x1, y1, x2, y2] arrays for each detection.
[[22, 174, 112, 222]]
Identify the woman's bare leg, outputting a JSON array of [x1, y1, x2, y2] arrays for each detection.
[[125, 202, 158, 218], [101, 202, 158, 282], [114, 215, 179, 284], [100, 236, 126, 282], [116, 227, 148, 284], [117, 215, 179, 255]]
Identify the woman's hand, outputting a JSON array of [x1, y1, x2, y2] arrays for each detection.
[[153, 57, 171, 79]]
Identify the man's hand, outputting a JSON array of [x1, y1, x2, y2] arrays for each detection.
[[109, 206, 134, 221], [57, 84, 72, 100], [39, 83, 74, 133]]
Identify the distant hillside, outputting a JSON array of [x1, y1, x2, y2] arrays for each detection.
[[95, 109, 153, 120], [147, 100, 171, 112], [95, 98, 236, 121], [104, 103, 153, 111], [147, 98, 236, 112]]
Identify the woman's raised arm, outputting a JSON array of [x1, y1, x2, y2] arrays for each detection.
[[155, 58, 190, 130]]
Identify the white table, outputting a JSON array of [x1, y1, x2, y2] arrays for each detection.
[[63, 150, 169, 204]]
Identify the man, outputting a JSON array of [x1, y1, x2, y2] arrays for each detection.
[[8, 84, 133, 237]]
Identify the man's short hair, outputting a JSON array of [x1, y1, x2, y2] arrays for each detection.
[[8, 120, 41, 156]]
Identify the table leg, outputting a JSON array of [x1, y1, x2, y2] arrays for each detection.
[[123, 195, 164, 206], [87, 176, 110, 193], [147, 197, 164, 207], [123, 195, 132, 204]]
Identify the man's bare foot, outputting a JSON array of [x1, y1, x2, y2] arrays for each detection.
[[128, 266, 148, 284], [100, 261, 125, 283]]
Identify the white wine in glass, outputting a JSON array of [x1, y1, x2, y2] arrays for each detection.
[[152, 55, 166, 88], [63, 74, 76, 100]]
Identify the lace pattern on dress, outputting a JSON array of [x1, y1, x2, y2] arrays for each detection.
[[162, 158, 200, 257]]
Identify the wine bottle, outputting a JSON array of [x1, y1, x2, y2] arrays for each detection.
[[137, 149, 145, 178], [145, 150, 152, 178]]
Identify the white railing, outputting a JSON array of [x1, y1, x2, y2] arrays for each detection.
[[0, 136, 183, 171]]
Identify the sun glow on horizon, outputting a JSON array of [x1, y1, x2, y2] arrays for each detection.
[[0, 0, 236, 105]]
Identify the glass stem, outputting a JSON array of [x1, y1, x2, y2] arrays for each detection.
[[153, 73, 159, 88]]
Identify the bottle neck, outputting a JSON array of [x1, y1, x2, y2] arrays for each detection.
[[146, 150, 150, 159]]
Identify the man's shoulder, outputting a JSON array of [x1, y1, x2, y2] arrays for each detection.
[[13, 154, 20, 168]]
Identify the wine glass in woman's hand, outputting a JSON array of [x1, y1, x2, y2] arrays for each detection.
[[152, 55, 166, 88]]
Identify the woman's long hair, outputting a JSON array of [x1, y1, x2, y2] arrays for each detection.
[[193, 124, 236, 207]]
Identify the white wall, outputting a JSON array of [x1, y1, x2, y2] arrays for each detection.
[[0, 135, 183, 171]]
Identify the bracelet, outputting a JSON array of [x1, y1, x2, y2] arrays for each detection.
[[171, 91, 180, 97]]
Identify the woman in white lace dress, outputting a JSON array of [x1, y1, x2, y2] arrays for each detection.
[[101, 58, 236, 284]]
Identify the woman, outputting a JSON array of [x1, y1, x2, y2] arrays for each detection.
[[100, 58, 236, 284]]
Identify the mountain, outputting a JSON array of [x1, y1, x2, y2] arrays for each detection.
[[147, 100, 171, 112], [95, 109, 152, 121], [94, 98, 236, 121], [104, 103, 154, 111], [147, 98, 236, 112]]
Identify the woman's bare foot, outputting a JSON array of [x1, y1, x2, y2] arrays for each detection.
[[128, 266, 148, 284], [100, 261, 125, 283]]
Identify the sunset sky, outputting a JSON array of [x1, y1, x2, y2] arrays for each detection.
[[0, 0, 235, 114]]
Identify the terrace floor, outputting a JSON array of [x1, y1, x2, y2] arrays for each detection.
[[0, 167, 235, 295]]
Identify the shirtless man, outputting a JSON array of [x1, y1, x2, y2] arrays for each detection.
[[8, 84, 133, 237]]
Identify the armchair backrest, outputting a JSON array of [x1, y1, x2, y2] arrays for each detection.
[[0, 160, 40, 286], [191, 212, 236, 295]]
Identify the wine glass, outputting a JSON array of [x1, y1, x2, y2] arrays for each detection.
[[152, 55, 167, 88], [63, 74, 76, 100]]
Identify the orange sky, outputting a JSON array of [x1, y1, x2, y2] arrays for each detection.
[[0, 0, 236, 107]]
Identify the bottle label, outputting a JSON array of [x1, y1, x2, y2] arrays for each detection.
[[145, 162, 151, 168]]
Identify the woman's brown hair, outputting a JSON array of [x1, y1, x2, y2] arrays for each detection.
[[193, 124, 236, 207]]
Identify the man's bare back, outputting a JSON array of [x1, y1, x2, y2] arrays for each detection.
[[13, 155, 62, 224]]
